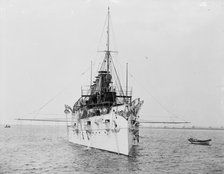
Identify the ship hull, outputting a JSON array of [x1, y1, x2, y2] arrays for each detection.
[[67, 106, 137, 156]]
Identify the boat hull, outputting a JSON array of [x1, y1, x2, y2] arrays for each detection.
[[189, 141, 211, 145], [188, 138, 211, 146], [67, 108, 137, 156]]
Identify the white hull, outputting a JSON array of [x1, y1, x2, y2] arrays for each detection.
[[67, 105, 139, 156]]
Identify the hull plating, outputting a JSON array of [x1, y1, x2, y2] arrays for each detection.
[[67, 111, 135, 155]]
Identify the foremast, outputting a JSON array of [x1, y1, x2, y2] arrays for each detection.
[[106, 7, 110, 73], [72, 7, 132, 113]]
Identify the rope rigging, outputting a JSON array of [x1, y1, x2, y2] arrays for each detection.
[[128, 71, 188, 123], [26, 78, 78, 119]]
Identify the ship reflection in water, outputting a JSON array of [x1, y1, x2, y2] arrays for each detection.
[[1, 125, 224, 174]]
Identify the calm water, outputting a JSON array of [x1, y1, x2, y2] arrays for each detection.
[[0, 125, 224, 174]]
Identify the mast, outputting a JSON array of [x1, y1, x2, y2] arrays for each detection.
[[106, 7, 110, 73], [126, 63, 128, 99], [90, 60, 92, 86]]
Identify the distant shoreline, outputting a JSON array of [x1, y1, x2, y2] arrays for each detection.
[[1, 124, 224, 131], [141, 126, 224, 131]]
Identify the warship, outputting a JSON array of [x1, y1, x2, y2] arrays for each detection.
[[15, 7, 191, 155], [64, 7, 144, 156]]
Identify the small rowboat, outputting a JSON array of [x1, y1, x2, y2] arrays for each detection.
[[4, 125, 11, 128], [188, 138, 211, 145]]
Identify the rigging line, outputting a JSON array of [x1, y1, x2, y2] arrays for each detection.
[[110, 14, 118, 53], [93, 14, 108, 75], [111, 58, 124, 96], [111, 61, 121, 92], [97, 13, 108, 52], [100, 53, 107, 70], [82, 43, 106, 77], [81, 53, 103, 79], [30, 79, 77, 117], [80, 49, 105, 79], [34, 91, 63, 114], [81, 56, 99, 76], [92, 55, 102, 76], [129, 72, 187, 122], [82, 12, 108, 77], [81, 63, 92, 76], [113, 55, 125, 86]]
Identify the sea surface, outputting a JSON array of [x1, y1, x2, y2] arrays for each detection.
[[0, 125, 224, 174]]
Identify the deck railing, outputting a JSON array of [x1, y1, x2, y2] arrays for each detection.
[[81, 85, 132, 97]]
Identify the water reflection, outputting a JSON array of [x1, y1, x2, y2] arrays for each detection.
[[67, 142, 142, 173]]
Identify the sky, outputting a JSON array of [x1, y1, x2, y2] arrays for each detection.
[[0, 0, 224, 127]]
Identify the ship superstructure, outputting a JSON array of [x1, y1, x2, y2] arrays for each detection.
[[64, 7, 143, 156]]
